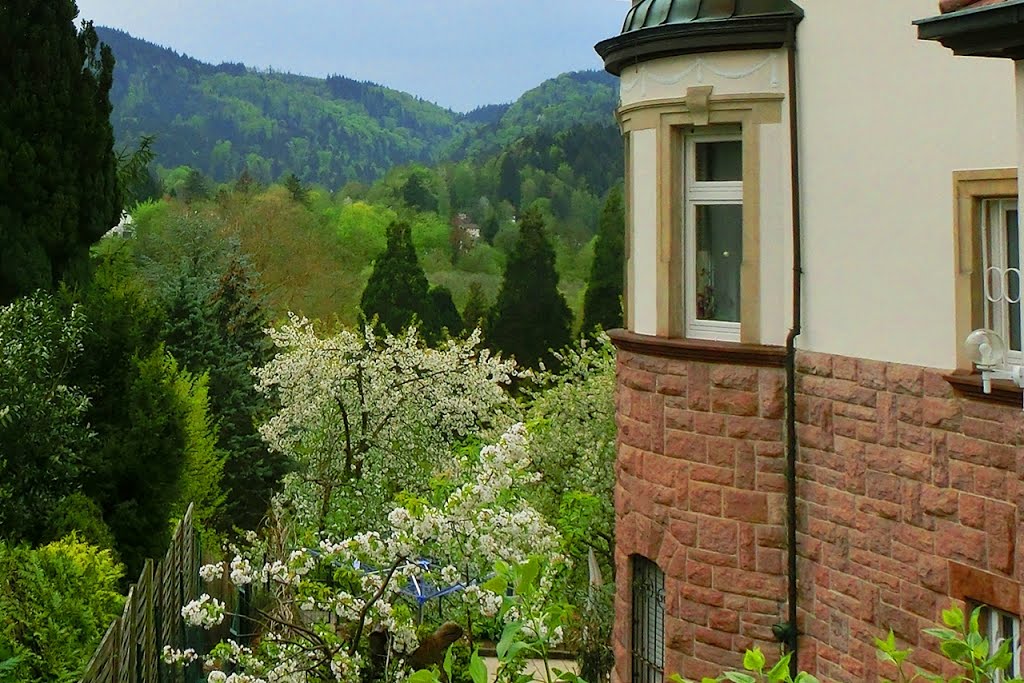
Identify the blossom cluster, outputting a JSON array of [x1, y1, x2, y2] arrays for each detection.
[[181, 594, 226, 628]]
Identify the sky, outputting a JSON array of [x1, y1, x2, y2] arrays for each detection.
[[74, 0, 631, 112]]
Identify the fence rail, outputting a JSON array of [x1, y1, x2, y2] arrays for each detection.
[[80, 505, 200, 683]]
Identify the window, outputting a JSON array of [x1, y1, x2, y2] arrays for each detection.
[[952, 169, 1018, 370], [981, 199, 1022, 364], [976, 604, 1021, 682], [631, 556, 665, 683], [683, 132, 743, 342]]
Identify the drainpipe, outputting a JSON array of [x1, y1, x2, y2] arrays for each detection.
[[783, 29, 804, 678]]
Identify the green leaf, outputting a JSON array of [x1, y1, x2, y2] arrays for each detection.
[[942, 607, 964, 629], [793, 673, 819, 683], [743, 648, 766, 673], [922, 628, 958, 641], [767, 654, 792, 683], [444, 645, 454, 678], [469, 651, 488, 683], [408, 670, 441, 683], [722, 672, 756, 683], [496, 622, 523, 659], [515, 557, 542, 595], [481, 575, 508, 595]]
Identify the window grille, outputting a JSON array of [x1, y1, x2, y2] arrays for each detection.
[[631, 556, 665, 683]]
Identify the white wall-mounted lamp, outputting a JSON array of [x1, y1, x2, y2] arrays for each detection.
[[964, 328, 1024, 409]]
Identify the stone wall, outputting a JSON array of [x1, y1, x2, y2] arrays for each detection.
[[613, 346, 1024, 683]]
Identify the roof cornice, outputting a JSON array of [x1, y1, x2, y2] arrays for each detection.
[[595, 13, 801, 77], [915, 0, 1024, 59]]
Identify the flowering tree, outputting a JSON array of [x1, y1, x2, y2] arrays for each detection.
[[166, 425, 567, 683], [254, 316, 519, 536]]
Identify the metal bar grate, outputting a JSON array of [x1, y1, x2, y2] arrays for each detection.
[[631, 556, 665, 683]]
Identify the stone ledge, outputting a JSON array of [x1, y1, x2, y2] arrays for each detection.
[[942, 370, 1024, 407], [608, 330, 787, 368]]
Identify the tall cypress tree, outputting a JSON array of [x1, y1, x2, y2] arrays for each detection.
[[360, 221, 437, 340], [0, 1, 121, 302], [488, 208, 572, 370], [582, 186, 625, 334]]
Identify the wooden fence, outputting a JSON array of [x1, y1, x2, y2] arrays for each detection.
[[80, 505, 202, 683]]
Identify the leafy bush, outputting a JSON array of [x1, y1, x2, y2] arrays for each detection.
[[0, 535, 124, 682]]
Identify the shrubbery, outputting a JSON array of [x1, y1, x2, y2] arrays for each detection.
[[0, 535, 124, 682]]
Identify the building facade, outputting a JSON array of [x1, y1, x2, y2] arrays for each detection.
[[595, 1, 1024, 681]]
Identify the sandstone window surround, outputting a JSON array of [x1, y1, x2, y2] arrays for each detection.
[[619, 86, 782, 346], [946, 169, 1024, 405]]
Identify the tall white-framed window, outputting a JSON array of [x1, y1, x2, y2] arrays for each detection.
[[683, 131, 743, 343], [976, 603, 1021, 682], [981, 199, 1021, 364]]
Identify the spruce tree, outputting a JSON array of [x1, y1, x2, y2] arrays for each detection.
[[0, 1, 121, 302], [488, 208, 572, 370], [360, 221, 437, 340], [462, 281, 489, 333], [582, 186, 625, 334]]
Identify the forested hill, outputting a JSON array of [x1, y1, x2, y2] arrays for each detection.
[[97, 27, 467, 187], [445, 71, 619, 161], [97, 27, 619, 188]]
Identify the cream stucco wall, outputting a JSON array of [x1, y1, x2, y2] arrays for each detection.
[[631, 128, 659, 336], [795, 0, 1017, 368]]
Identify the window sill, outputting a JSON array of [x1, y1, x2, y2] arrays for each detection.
[[943, 370, 1024, 407], [608, 329, 786, 367]]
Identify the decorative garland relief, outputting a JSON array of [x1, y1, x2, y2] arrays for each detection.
[[620, 55, 780, 99]]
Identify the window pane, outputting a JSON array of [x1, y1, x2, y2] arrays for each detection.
[[696, 141, 742, 182], [695, 204, 743, 323], [1008, 209, 1020, 352]]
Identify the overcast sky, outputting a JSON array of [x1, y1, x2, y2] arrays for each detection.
[[74, 0, 629, 112]]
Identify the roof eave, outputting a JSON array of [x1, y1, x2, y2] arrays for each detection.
[[595, 14, 802, 77], [915, 0, 1024, 60]]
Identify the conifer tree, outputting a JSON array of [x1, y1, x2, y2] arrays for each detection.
[[488, 208, 572, 370], [462, 281, 489, 333], [360, 221, 437, 340], [429, 286, 464, 339], [0, 1, 121, 302], [581, 186, 625, 334]]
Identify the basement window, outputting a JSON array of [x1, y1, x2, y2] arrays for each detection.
[[631, 555, 665, 683], [977, 604, 1021, 683], [684, 132, 743, 343]]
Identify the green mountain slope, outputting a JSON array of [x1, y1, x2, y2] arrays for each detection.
[[98, 27, 468, 187], [98, 27, 620, 190], [447, 71, 619, 161]]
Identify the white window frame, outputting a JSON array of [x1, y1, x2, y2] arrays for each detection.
[[683, 132, 743, 343], [981, 199, 1022, 365], [978, 604, 1021, 683]]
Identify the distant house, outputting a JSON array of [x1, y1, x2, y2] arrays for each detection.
[[595, 1, 1023, 681], [451, 213, 481, 251]]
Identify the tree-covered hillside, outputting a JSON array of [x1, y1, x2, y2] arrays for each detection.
[[97, 27, 620, 189], [445, 70, 619, 162], [98, 27, 469, 187]]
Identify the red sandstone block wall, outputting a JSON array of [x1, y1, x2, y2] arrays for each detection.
[[613, 348, 1024, 683], [614, 350, 788, 682], [793, 352, 1024, 683]]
